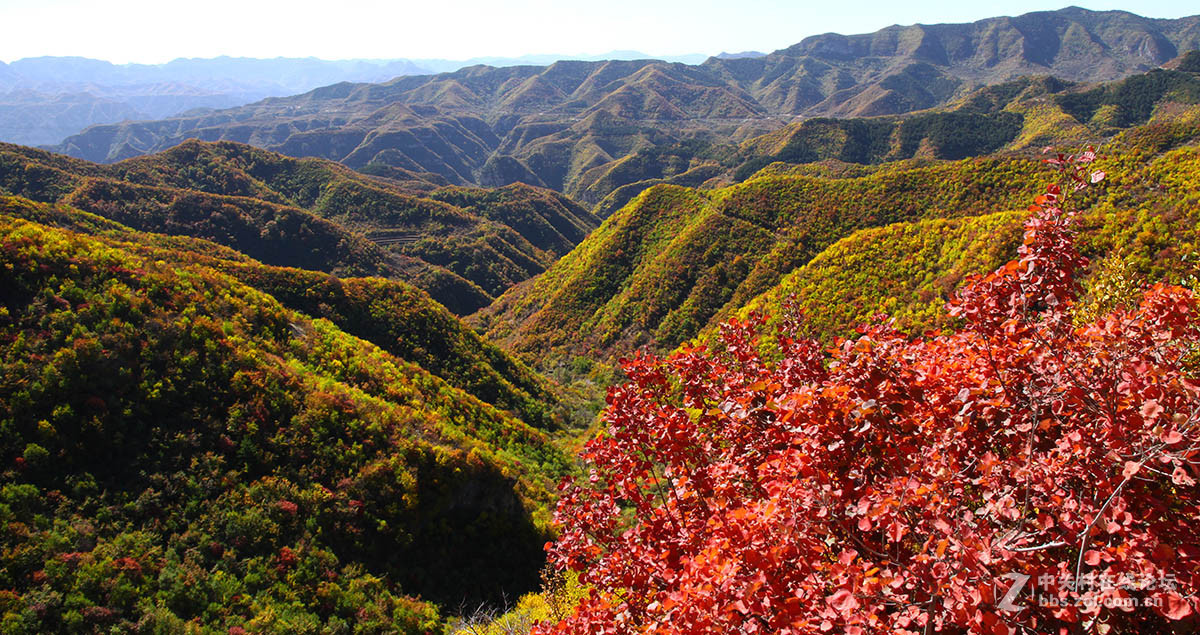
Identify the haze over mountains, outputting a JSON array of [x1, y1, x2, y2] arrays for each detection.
[[47, 7, 1200, 201], [0, 57, 429, 146], [410, 51, 709, 74], [0, 51, 705, 147]]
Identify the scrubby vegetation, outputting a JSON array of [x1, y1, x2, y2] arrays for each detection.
[[0, 200, 571, 632], [0, 140, 599, 314], [481, 113, 1200, 374], [534, 149, 1200, 634]]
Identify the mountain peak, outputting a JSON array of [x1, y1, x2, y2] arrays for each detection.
[[779, 6, 1197, 76]]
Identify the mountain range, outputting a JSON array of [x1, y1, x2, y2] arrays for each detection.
[[0, 57, 436, 146], [48, 8, 1200, 205], [4, 8, 1200, 632], [0, 52, 707, 147], [408, 51, 709, 74], [5, 92, 1200, 631], [475, 71, 1200, 370]]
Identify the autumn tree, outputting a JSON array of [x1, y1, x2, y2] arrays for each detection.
[[537, 150, 1200, 634]]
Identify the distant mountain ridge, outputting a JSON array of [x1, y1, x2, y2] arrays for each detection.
[[0, 53, 708, 147], [49, 8, 1200, 203], [0, 56, 429, 91], [0, 56, 434, 146], [409, 51, 709, 73], [715, 51, 766, 59], [780, 7, 1198, 81]]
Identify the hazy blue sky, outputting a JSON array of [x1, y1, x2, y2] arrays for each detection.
[[1, 0, 1197, 64]]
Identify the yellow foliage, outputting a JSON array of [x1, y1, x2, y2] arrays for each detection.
[[451, 571, 588, 635]]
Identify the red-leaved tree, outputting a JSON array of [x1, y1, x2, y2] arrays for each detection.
[[536, 151, 1200, 634]]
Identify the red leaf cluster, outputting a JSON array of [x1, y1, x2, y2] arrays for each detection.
[[537, 155, 1200, 633], [276, 546, 299, 573]]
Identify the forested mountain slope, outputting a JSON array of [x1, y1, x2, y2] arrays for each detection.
[[477, 112, 1200, 369], [3, 17, 1200, 633], [0, 140, 599, 314], [0, 195, 576, 631], [579, 60, 1200, 212]]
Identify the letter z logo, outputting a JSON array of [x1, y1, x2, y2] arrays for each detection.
[[998, 572, 1031, 612]]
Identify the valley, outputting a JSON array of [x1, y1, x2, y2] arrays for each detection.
[[2, 6, 1200, 633]]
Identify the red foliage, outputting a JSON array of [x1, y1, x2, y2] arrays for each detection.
[[276, 546, 299, 573], [537, 154, 1200, 633], [112, 556, 142, 578], [79, 606, 115, 623]]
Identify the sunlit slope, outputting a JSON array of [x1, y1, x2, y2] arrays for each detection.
[[480, 119, 1200, 366], [0, 194, 563, 432], [0, 204, 574, 631], [0, 140, 599, 313]]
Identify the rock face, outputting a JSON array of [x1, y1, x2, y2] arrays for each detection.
[[49, 8, 1200, 198]]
